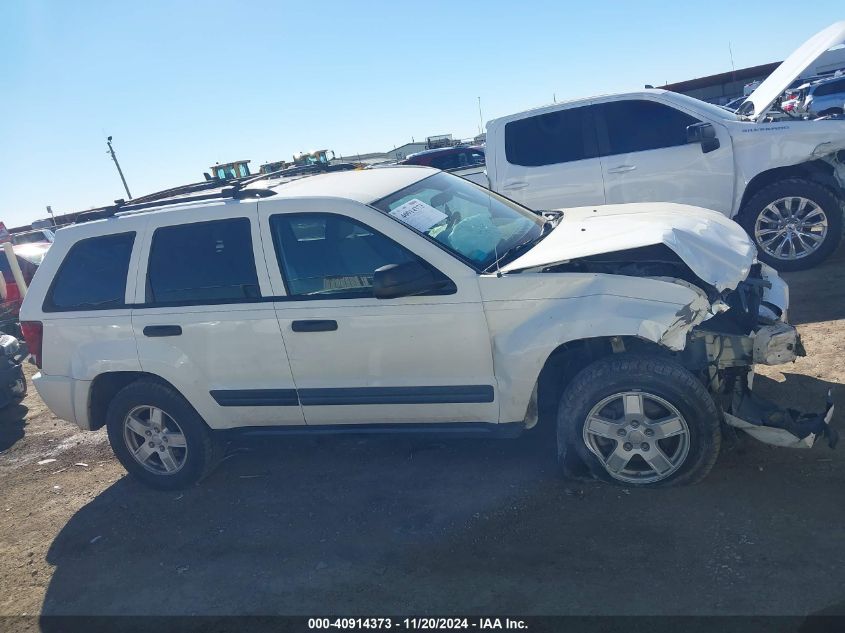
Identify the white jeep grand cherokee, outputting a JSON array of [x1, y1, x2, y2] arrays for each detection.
[[20, 167, 835, 489]]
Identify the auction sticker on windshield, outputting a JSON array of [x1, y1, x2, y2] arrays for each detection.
[[388, 198, 447, 232]]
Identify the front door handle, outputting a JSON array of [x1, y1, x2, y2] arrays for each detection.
[[502, 180, 529, 191], [607, 164, 637, 174], [143, 325, 182, 337], [291, 320, 338, 333]]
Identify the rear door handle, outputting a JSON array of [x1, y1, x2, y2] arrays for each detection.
[[502, 181, 529, 191], [143, 325, 182, 337], [291, 320, 338, 333], [607, 164, 637, 174]]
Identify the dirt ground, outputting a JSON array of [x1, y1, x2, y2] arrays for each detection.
[[1, 246, 844, 622]]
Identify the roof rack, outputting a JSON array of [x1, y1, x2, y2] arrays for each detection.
[[73, 181, 277, 223]]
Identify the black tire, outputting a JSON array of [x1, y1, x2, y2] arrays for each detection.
[[557, 354, 721, 487], [11, 368, 27, 404], [105, 379, 217, 490], [739, 178, 843, 271]]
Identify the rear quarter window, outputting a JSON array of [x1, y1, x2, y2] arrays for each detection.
[[44, 232, 136, 312]]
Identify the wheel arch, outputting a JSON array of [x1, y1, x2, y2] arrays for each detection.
[[534, 336, 672, 428], [88, 371, 182, 431], [738, 160, 843, 214]]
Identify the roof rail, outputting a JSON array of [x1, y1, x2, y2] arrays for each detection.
[[73, 182, 277, 223]]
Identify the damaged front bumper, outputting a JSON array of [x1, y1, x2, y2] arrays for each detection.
[[685, 263, 837, 451], [725, 383, 837, 449]]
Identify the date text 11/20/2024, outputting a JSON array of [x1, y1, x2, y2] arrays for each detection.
[[308, 618, 528, 630]]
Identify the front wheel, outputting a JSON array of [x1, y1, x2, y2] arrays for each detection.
[[740, 178, 843, 271], [557, 354, 721, 487]]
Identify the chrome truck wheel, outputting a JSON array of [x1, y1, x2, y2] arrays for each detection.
[[754, 196, 828, 262], [741, 178, 842, 272]]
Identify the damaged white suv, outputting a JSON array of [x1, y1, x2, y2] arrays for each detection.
[[20, 167, 836, 489]]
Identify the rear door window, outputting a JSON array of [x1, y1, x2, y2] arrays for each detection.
[[45, 232, 135, 311], [504, 105, 596, 167], [146, 218, 259, 305], [596, 100, 700, 155]]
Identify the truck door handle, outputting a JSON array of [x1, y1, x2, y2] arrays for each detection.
[[607, 164, 637, 174], [502, 181, 529, 191], [143, 325, 182, 337], [291, 320, 338, 333]]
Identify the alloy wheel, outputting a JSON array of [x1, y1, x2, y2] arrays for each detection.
[[582, 391, 690, 484], [754, 196, 828, 261], [123, 405, 188, 475]]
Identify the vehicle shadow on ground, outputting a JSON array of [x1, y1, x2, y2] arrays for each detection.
[[0, 403, 28, 453], [782, 242, 845, 325], [39, 372, 845, 618]]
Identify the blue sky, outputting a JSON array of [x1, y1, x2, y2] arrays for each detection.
[[0, 1, 842, 227]]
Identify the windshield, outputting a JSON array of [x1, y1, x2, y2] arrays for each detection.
[[670, 92, 743, 121], [372, 172, 545, 270]]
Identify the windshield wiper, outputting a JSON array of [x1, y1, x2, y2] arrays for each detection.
[[486, 218, 557, 273]]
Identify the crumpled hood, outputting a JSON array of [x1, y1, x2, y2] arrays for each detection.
[[501, 203, 756, 292]]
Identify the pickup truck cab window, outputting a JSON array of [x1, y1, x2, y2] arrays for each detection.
[[504, 105, 597, 167], [595, 99, 701, 155], [270, 212, 451, 298], [146, 217, 259, 305], [372, 172, 544, 270], [44, 232, 135, 312]]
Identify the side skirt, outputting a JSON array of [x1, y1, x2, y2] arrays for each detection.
[[222, 422, 524, 440]]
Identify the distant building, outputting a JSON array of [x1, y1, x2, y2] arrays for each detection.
[[659, 62, 780, 104], [660, 46, 845, 104], [385, 142, 427, 161]]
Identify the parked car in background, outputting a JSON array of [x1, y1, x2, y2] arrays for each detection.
[[19, 167, 834, 491], [402, 146, 485, 170], [10, 228, 55, 246], [723, 96, 748, 112], [0, 332, 27, 408], [785, 74, 845, 118], [0, 242, 50, 323], [401, 146, 488, 186], [473, 21, 845, 271]]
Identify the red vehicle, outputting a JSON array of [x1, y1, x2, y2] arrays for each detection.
[[0, 242, 50, 322], [400, 146, 485, 171]]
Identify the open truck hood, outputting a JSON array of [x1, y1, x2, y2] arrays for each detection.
[[744, 21, 845, 121], [500, 203, 755, 292]]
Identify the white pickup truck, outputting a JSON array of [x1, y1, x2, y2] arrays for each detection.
[[461, 21, 845, 271]]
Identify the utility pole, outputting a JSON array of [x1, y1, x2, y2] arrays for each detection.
[[729, 41, 736, 83], [477, 96, 484, 136], [106, 136, 132, 199]]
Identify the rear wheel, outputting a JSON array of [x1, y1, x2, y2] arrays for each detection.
[[740, 178, 842, 271], [557, 354, 721, 487], [106, 380, 217, 490]]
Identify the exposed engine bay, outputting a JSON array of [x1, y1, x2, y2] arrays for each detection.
[[544, 244, 838, 450]]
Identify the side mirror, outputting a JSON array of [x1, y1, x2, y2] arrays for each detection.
[[373, 261, 452, 299], [686, 122, 720, 153]]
